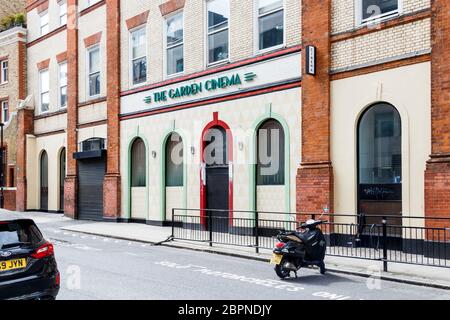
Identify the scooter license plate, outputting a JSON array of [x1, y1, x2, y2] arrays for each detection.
[[270, 254, 283, 265]]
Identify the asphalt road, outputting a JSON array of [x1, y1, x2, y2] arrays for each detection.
[[3, 212, 450, 300]]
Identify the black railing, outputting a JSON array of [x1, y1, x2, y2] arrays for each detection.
[[171, 209, 450, 271]]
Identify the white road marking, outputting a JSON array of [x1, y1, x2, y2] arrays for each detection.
[[154, 261, 355, 299]]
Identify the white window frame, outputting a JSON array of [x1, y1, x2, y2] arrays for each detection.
[[86, 45, 101, 99], [205, 0, 230, 67], [0, 60, 8, 84], [40, 11, 49, 36], [1, 100, 8, 123], [254, 0, 286, 55], [39, 69, 50, 114], [164, 11, 185, 79], [58, 62, 68, 109], [129, 26, 148, 87], [59, 0, 67, 26], [356, 0, 402, 26], [87, 0, 101, 8]]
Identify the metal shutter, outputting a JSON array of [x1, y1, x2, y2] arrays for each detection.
[[77, 157, 106, 221]]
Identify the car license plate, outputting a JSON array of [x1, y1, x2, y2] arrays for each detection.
[[0, 258, 27, 272], [270, 254, 282, 265]]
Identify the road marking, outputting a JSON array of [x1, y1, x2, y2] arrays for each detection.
[[155, 260, 356, 299]]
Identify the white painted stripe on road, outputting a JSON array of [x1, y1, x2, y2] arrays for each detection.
[[154, 260, 356, 300]]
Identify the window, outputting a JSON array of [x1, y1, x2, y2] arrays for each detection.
[[130, 28, 147, 85], [87, 46, 101, 97], [39, 69, 50, 112], [0, 60, 8, 83], [59, 1, 67, 25], [256, 119, 285, 185], [207, 0, 229, 65], [1, 100, 9, 123], [131, 138, 146, 187], [358, 0, 400, 24], [87, 0, 101, 7], [165, 133, 183, 187], [40, 11, 49, 36], [166, 13, 184, 76], [257, 0, 284, 52], [59, 62, 67, 108]]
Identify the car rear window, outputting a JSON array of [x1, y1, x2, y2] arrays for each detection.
[[0, 220, 43, 248]]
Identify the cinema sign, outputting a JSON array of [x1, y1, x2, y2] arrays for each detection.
[[120, 51, 301, 115]]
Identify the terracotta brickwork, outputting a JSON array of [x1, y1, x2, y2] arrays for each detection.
[[125, 10, 149, 30], [425, 0, 450, 229], [16, 107, 34, 212], [64, 0, 78, 218], [297, 0, 334, 218], [104, 0, 121, 219], [159, 0, 185, 16]]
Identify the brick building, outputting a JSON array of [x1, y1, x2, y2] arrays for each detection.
[[0, 0, 27, 210], [20, 0, 448, 236]]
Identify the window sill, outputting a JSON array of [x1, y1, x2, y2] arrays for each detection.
[[165, 72, 185, 80], [358, 12, 400, 29], [256, 44, 286, 57], [206, 59, 230, 69]]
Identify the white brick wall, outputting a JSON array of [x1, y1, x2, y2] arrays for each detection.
[[120, 0, 301, 91], [78, 6, 107, 103], [331, 0, 430, 34], [331, 18, 431, 71], [27, 30, 67, 116]]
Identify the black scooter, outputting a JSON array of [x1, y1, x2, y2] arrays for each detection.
[[271, 218, 327, 278]]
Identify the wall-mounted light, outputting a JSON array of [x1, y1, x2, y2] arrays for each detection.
[[152, 151, 157, 158], [190, 146, 195, 155]]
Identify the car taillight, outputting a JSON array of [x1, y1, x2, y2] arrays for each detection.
[[275, 242, 285, 249], [55, 272, 60, 286], [31, 243, 54, 259]]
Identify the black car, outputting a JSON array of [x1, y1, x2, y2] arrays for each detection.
[[0, 219, 59, 300]]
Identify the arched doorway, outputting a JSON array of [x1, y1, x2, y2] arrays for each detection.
[[130, 138, 147, 221], [40, 151, 48, 211], [59, 148, 66, 212], [358, 103, 402, 233], [164, 132, 184, 220], [201, 123, 233, 232]]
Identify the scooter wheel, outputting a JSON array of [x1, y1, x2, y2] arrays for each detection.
[[274, 260, 291, 279]]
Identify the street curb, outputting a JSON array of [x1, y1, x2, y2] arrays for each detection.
[[60, 228, 450, 291]]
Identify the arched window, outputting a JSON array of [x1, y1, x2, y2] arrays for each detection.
[[131, 138, 146, 187], [165, 133, 183, 187], [358, 103, 402, 217], [256, 119, 285, 185]]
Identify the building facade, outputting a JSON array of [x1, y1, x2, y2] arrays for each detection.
[[21, 0, 449, 231], [0, 0, 27, 210]]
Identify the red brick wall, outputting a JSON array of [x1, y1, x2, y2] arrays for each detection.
[[103, 0, 121, 219], [64, 0, 78, 218], [16, 108, 34, 212], [297, 0, 334, 218], [425, 0, 450, 230]]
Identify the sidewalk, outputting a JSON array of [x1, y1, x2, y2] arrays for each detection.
[[59, 219, 450, 290]]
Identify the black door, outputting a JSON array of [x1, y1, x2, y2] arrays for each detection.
[[206, 166, 229, 232], [40, 152, 48, 211], [77, 157, 105, 221]]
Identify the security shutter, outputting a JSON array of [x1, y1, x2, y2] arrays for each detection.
[[77, 157, 106, 221]]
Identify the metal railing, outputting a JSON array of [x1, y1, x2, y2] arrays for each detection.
[[171, 208, 450, 271]]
